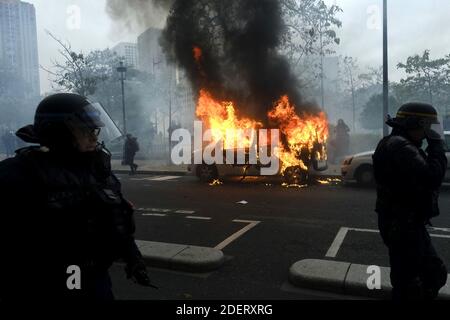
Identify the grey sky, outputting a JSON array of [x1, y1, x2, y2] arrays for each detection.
[[27, 0, 450, 94]]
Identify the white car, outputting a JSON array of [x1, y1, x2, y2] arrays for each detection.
[[341, 131, 450, 186]]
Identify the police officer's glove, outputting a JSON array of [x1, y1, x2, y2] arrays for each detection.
[[426, 128, 443, 142], [125, 260, 158, 289], [426, 129, 446, 154]]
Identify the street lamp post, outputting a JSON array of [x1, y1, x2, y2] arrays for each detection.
[[117, 61, 127, 135], [383, 0, 389, 137]]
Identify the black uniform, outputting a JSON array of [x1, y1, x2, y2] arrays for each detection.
[[0, 144, 147, 300], [373, 128, 448, 299], [0, 92, 153, 300]]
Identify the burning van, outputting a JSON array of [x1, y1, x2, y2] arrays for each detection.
[[188, 91, 329, 184]]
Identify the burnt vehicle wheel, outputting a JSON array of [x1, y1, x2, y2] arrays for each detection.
[[283, 166, 309, 185], [355, 165, 374, 186], [197, 163, 218, 183]]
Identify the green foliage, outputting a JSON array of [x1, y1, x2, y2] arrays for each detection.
[[396, 50, 450, 112], [359, 93, 399, 130]]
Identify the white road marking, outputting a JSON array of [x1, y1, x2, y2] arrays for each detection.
[[142, 213, 167, 217], [148, 176, 180, 181], [429, 234, 450, 239], [137, 208, 170, 212], [150, 208, 171, 213], [214, 220, 261, 250], [325, 227, 349, 258], [326, 226, 450, 258], [185, 216, 211, 220], [347, 227, 379, 233], [137, 207, 198, 215], [175, 210, 196, 214], [428, 227, 450, 233], [130, 176, 181, 181]]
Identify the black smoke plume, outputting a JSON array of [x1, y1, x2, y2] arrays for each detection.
[[160, 0, 319, 122], [106, 0, 320, 122]]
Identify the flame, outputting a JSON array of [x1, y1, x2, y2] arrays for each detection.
[[209, 179, 223, 186], [316, 177, 342, 185], [192, 47, 329, 175], [196, 90, 263, 149], [195, 90, 328, 174], [268, 96, 328, 173], [193, 46, 202, 63], [281, 182, 308, 189]]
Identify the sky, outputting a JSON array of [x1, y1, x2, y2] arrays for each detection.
[[26, 0, 450, 94]]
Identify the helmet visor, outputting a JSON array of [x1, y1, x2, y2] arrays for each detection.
[[90, 102, 123, 144], [66, 102, 123, 144]]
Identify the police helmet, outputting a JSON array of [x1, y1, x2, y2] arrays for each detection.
[[387, 102, 439, 130], [16, 93, 122, 149]]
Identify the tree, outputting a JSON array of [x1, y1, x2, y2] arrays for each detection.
[[42, 34, 167, 153], [43, 31, 121, 97], [360, 93, 399, 130], [341, 56, 361, 132], [281, 0, 342, 106], [358, 66, 383, 89], [396, 50, 449, 108]]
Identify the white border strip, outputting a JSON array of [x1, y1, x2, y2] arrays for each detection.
[[214, 220, 261, 250], [142, 213, 167, 217]]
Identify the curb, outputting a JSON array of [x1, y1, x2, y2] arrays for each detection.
[[136, 240, 225, 273], [289, 259, 450, 300], [113, 170, 188, 176]]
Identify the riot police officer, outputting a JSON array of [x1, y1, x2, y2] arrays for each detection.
[[0, 93, 153, 301], [373, 102, 448, 300]]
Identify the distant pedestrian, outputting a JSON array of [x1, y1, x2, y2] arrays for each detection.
[[123, 134, 140, 175], [334, 119, 350, 162]]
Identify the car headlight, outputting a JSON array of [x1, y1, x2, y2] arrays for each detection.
[[343, 157, 353, 165]]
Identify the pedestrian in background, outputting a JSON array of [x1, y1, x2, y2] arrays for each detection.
[[335, 119, 350, 161], [123, 133, 140, 175]]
